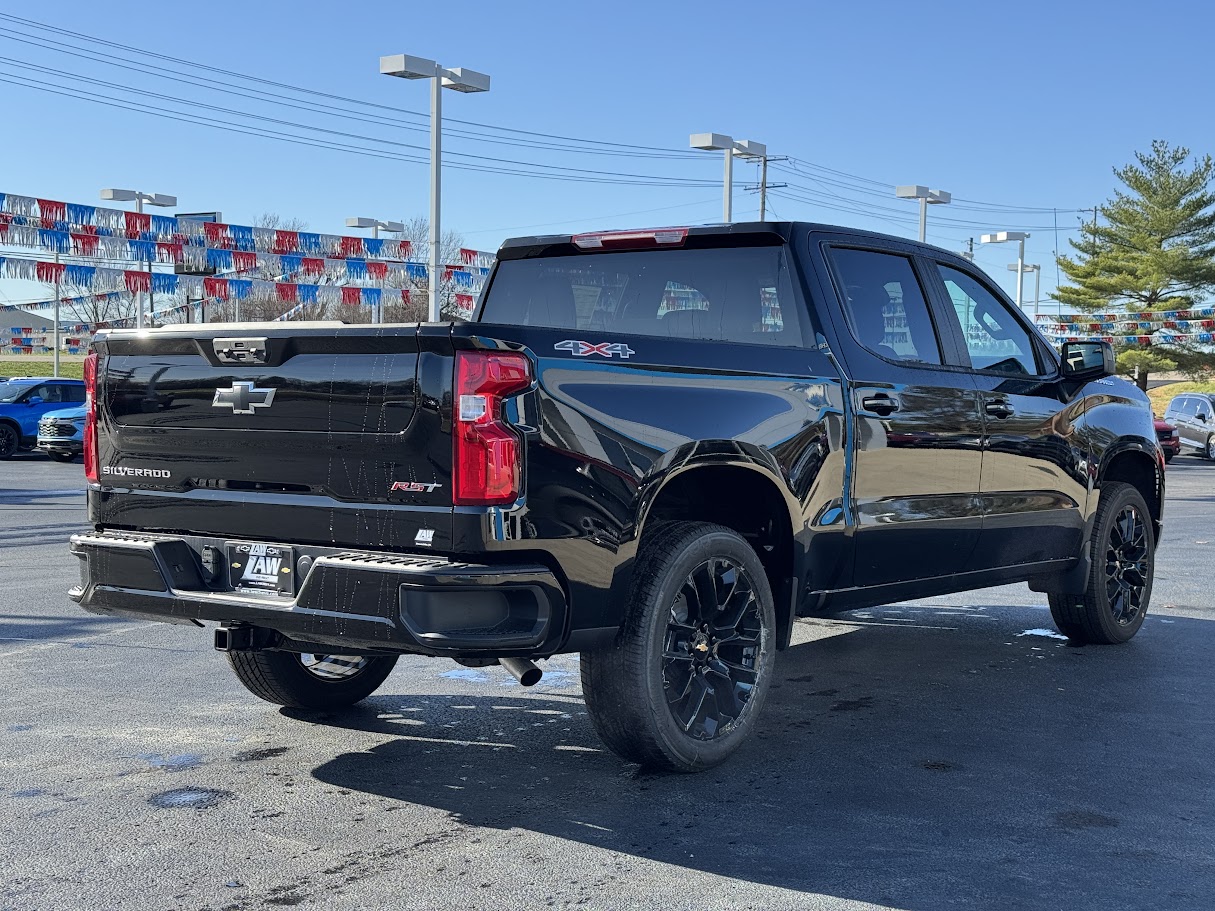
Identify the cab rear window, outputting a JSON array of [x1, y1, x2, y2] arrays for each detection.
[[479, 247, 803, 347]]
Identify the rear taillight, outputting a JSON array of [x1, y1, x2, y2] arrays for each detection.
[[83, 350, 99, 484], [453, 351, 531, 506]]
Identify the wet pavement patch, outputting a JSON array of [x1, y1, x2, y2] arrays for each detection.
[[831, 696, 874, 712], [148, 787, 233, 809], [921, 760, 956, 771], [137, 753, 204, 772], [232, 746, 290, 762]]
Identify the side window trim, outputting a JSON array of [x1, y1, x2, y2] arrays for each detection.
[[923, 258, 1050, 379]]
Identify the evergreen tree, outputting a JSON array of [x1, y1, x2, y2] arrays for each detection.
[[1056, 141, 1215, 313]]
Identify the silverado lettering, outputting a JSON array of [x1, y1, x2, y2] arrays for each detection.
[[69, 222, 1164, 773]]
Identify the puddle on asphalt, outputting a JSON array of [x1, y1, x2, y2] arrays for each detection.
[[136, 753, 203, 771], [148, 787, 233, 809]]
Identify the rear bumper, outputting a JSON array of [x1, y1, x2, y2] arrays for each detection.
[[69, 530, 570, 658]]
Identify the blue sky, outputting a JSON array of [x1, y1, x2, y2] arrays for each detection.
[[1, 0, 1212, 313]]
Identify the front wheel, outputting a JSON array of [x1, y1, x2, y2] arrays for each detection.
[[47, 451, 76, 463], [1207, 435, 1215, 460], [581, 522, 776, 772], [0, 424, 17, 460], [227, 650, 397, 709], [1049, 481, 1154, 645], [1164, 451, 1174, 464]]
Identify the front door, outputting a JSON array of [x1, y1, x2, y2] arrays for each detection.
[[926, 263, 1088, 569], [819, 245, 985, 585]]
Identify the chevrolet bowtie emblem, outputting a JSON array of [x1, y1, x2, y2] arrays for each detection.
[[212, 382, 276, 415]]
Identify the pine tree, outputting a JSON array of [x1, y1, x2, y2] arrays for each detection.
[[1056, 141, 1215, 313]]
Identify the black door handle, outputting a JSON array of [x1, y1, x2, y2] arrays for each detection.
[[861, 394, 900, 416], [985, 400, 1014, 419]]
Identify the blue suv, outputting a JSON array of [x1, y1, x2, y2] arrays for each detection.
[[0, 377, 86, 459]]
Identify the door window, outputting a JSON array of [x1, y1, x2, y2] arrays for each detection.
[[828, 248, 942, 364], [937, 265, 1040, 376], [63, 384, 86, 403]]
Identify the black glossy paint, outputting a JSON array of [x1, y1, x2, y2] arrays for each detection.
[[75, 222, 1164, 658]]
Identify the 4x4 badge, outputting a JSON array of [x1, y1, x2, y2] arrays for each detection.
[[554, 340, 635, 359]]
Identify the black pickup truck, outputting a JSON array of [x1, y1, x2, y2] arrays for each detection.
[[70, 222, 1163, 772]]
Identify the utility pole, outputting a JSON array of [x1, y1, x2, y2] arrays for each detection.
[[963, 237, 975, 261], [759, 155, 768, 221]]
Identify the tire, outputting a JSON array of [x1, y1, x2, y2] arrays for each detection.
[[1049, 481, 1154, 645], [47, 451, 76, 463], [1207, 435, 1215, 460], [581, 522, 776, 772], [227, 650, 397, 709], [1164, 451, 1174, 464], [0, 424, 17, 460]]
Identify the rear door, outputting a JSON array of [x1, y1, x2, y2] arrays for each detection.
[[813, 241, 985, 585], [923, 260, 1088, 569]]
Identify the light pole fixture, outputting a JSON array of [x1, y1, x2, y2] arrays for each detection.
[[1008, 262, 1041, 318], [689, 133, 768, 223], [895, 185, 951, 243], [981, 231, 1031, 312], [380, 54, 490, 323], [346, 217, 405, 324], [101, 188, 177, 330]]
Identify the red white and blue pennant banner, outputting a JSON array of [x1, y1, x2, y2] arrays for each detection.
[[0, 192, 495, 264]]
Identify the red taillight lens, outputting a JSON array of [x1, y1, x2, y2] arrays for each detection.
[[83, 350, 99, 484], [453, 351, 531, 506]]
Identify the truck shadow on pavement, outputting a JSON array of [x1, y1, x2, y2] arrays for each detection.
[[309, 610, 1215, 910]]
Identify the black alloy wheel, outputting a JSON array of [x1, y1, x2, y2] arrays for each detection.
[[581, 522, 776, 772], [1104, 504, 1149, 626], [0, 424, 17, 459], [1049, 481, 1154, 645], [662, 557, 764, 740]]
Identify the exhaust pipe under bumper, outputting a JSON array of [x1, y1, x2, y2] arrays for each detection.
[[499, 657, 543, 686]]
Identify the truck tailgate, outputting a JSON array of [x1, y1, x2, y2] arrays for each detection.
[[92, 324, 455, 552]]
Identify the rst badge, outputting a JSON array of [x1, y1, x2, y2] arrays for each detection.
[[554, 340, 635, 359], [390, 481, 443, 493]]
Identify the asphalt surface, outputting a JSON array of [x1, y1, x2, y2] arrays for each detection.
[[1, 453, 1213, 911]]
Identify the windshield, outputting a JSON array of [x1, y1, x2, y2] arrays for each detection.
[[480, 246, 805, 347], [0, 382, 33, 404]]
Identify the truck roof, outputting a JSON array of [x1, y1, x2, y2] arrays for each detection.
[[497, 220, 963, 258]]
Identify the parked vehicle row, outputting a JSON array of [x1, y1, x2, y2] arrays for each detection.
[[1163, 393, 1215, 460], [0, 377, 85, 459]]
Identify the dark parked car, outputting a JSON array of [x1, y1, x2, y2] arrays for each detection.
[[69, 222, 1164, 772], [0, 377, 86, 458], [37, 404, 86, 461], [1162, 393, 1215, 459], [1154, 417, 1179, 462]]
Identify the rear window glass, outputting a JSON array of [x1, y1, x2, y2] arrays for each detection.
[[479, 247, 803, 346]]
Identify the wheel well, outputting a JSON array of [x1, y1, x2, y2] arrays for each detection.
[[644, 466, 796, 648], [1102, 449, 1162, 531]]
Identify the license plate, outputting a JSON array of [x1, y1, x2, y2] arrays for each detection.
[[227, 542, 294, 594]]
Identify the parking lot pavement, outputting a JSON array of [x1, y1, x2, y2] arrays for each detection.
[[2, 455, 1214, 911]]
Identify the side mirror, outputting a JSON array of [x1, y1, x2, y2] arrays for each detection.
[[1060, 341, 1115, 380], [25, 395, 43, 406]]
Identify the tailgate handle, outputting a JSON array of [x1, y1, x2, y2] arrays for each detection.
[[213, 337, 269, 365]]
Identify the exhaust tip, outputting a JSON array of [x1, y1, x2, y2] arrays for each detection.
[[499, 657, 543, 687]]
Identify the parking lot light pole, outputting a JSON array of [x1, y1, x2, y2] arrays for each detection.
[[380, 55, 490, 323], [347, 217, 405, 324], [1008, 262, 1041, 318], [101, 188, 177, 330], [689, 133, 767, 223], [896, 186, 952, 243], [981, 231, 1030, 310]]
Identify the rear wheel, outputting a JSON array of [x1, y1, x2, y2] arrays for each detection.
[[227, 650, 397, 709], [0, 424, 17, 460], [581, 522, 776, 772], [1049, 481, 1154, 645]]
